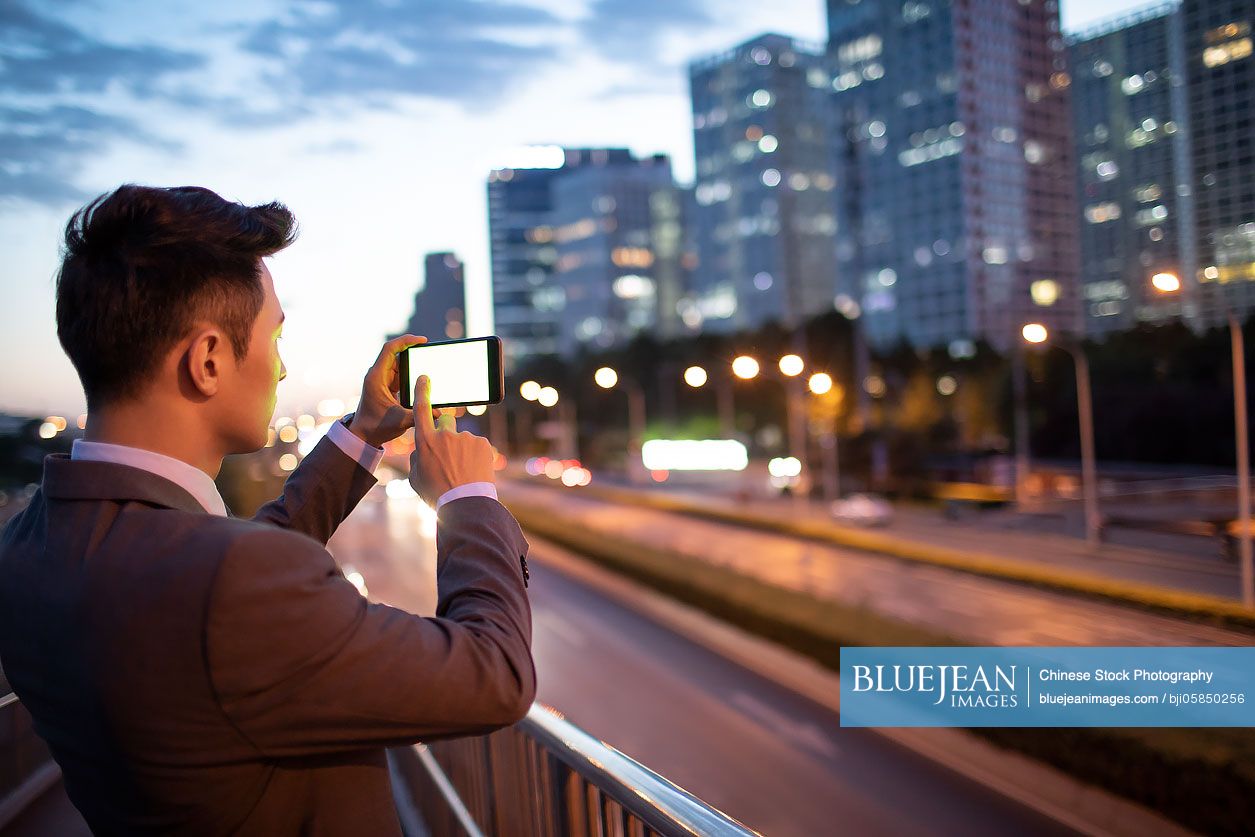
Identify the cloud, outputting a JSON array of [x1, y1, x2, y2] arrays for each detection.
[[577, 0, 714, 64], [236, 0, 562, 109], [0, 105, 181, 205], [0, 2, 200, 204], [0, 2, 204, 98]]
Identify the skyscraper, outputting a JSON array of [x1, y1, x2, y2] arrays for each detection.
[[1182, 0, 1255, 326], [549, 153, 679, 356], [827, 0, 1081, 352], [487, 147, 634, 366], [687, 33, 840, 333], [402, 252, 467, 342], [1067, 2, 1191, 335]]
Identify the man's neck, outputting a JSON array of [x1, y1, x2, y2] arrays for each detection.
[[84, 403, 224, 479]]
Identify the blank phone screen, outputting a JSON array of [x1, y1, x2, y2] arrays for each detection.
[[406, 340, 490, 406]]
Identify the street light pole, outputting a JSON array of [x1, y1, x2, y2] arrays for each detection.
[[626, 383, 647, 485], [819, 432, 840, 502], [1069, 345, 1101, 547], [1011, 347, 1032, 508], [1150, 272, 1253, 607], [1230, 313, 1254, 608], [595, 366, 648, 485], [784, 381, 808, 511], [1023, 325, 1100, 547], [560, 399, 579, 462], [716, 377, 736, 439]]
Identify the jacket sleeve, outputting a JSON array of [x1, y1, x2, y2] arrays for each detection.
[[249, 433, 377, 544], [206, 497, 535, 757]]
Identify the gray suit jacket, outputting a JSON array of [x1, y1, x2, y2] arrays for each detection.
[[0, 435, 534, 836]]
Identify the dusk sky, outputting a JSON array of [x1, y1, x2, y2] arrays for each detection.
[[1, 0, 1154, 417]]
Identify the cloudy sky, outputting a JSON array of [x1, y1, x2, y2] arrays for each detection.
[[1, 0, 1149, 417]]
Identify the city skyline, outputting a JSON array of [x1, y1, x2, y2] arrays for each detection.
[[1, 0, 1165, 416]]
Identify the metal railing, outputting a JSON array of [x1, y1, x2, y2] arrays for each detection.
[[392, 703, 759, 837], [0, 683, 56, 830], [2, 688, 757, 837]]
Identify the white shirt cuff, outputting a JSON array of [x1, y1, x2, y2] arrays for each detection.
[[436, 482, 498, 509], [327, 418, 385, 473]]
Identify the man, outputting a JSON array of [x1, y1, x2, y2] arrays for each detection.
[[0, 185, 534, 835]]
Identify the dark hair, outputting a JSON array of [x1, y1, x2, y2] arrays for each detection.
[[55, 185, 297, 408]]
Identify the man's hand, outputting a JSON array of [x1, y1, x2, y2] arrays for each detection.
[[346, 334, 426, 448], [409, 375, 496, 506]]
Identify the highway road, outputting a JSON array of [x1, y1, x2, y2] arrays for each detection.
[[331, 488, 1079, 837], [501, 480, 1252, 647]]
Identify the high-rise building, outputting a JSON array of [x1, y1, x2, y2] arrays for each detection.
[[827, 0, 1082, 352], [549, 153, 679, 356], [1067, 2, 1192, 335], [1182, 0, 1255, 326], [687, 33, 840, 333], [487, 147, 634, 366], [402, 252, 467, 341]]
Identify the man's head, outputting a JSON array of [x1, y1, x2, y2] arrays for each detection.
[[56, 184, 297, 453]]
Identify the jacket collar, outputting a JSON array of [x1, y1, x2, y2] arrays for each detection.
[[41, 454, 208, 515]]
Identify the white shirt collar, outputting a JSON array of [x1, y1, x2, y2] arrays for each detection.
[[71, 439, 228, 517]]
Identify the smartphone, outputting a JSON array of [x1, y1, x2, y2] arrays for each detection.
[[397, 335, 504, 409]]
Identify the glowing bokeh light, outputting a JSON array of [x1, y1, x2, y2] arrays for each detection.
[[732, 355, 760, 380]]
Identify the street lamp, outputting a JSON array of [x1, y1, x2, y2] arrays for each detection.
[[537, 386, 559, 407], [779, 354, 805, 377], [594, 366, 618, 389], [520, 380, 541, 401], [808, 372, 833, 395], [1152, 273, 1253, 608], [730, 354, 812, 508], [1022, 323, 1101, 547], [732, 355, 760, 380], [595, 365, 647, 484], [1151, 272, 1182, 294], [807, 372, 841, 501], [686, 364, 736, 438]]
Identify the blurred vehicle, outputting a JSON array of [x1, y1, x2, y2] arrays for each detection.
[[1222, 518, 1255, 562], [829, 493, 893, 527]]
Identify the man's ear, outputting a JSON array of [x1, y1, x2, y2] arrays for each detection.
[[185, 328, 226, 398]]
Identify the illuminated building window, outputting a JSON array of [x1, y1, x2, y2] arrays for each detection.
[[611, 247, 655, 268], [1134, 184, 1162, 203], [1203, 37, 1253, 67], [1095, 160, 1119, 180], [1084, 202, 1122, 224], [837, 34, 882, 63], [1134, 205, 1168, 226], [555, 218, 597, 243], [613, 275, 655, 299], [1031, 279, 1060, 306]]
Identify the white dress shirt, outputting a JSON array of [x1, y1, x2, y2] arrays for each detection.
[[71, 420, 496, 516]]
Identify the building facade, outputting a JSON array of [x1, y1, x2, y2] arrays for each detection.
[[1068, 2, 1192, 335], [403, 252, 467, 342], [827, 0, 1082, 352], [1182, 0, 1255, 326], [687, 33, 840, 333], [488, 148, 630, 365], [549, 153, 680, 357]]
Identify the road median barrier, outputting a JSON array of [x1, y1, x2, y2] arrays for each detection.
[[525, 479, 1255, 631]]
